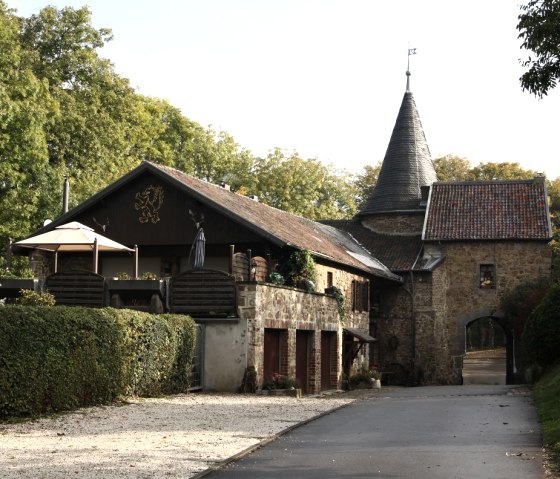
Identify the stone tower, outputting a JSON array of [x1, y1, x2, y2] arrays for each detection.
[[357, 70, 437, 235]]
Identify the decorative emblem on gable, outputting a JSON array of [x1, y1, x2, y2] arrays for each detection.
[[135, 185, 164, 224]]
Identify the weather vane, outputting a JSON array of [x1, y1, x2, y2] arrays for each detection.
[[407, 47, 417, 91]]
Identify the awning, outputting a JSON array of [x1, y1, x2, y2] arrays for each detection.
[[344, 327, 377, 343]]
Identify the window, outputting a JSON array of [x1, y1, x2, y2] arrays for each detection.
[[352, 280, 370, 312], [327, 271, 333, 288], [479, 264, 495, 289]]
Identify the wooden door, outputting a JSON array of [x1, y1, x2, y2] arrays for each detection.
[[263, 329, 280, 382]]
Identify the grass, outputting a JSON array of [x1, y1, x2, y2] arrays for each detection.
[[532, 363, 560, 475]]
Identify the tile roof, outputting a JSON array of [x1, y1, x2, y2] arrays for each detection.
[[321, 219, 432, 273], [39, 161, 400, 281], [423, 179, 552, 241], [358, 90, 437, 216], [149, 163, 402, 281]]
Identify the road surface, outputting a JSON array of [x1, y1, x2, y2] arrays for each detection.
[[205, 385, 543, 479]]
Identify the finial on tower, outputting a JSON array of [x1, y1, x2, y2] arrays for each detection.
[[407, 47, 417, 92]]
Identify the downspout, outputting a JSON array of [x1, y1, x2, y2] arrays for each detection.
[[406, 244, 424, 378]]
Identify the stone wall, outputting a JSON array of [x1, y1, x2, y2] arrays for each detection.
[[236, 281, 368, 393], [374, 240, 552, 385], [437, 240, 552, 382]]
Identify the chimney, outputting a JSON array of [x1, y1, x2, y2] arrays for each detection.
[[419, 185, 431, 208], [63, 177, 70, 213]]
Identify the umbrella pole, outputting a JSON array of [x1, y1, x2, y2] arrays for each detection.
[[54, 251, 58, 273], [133, 244, 139, 279], [93, 238, 99, 274]]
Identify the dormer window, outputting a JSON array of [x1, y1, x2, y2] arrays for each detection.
[[480, 264, 495, 289]]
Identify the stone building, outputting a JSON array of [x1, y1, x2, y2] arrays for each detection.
[[326, 71, 553, 384], [13, 161, 401, 393], [9, 69, 553, 389]]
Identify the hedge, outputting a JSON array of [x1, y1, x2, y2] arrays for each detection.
[[0, 306, 196, 419], [522, 283, 560, 369]]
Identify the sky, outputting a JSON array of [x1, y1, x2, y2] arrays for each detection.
[[14, 0, 560, 179]]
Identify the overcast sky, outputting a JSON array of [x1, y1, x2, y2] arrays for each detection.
[[15, 0, 560, 179]]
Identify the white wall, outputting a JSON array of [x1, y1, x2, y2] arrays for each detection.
[[202, 319, 248, 392]]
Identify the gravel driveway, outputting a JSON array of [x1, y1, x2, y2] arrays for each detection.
[[0, 389, 382, 479]]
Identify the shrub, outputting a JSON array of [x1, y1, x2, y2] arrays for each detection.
[[268, 272, 285, 285], [140, 272, 159, 280], [262, 373, 296, 390], [349, 365, 380, 389], [0, 256, 34, 279], [277, 249, 316, 288], [0, 306, 196, 419], [325, 285, 345, 321], [522, 283, 560, 369], [15, 289, 56, 306]]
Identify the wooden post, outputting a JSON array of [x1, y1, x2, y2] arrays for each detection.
[[93, 238, 99, 274], [229, 245, 235, 274], [247, 249, 252, 280], [133, 244, 139, 279]]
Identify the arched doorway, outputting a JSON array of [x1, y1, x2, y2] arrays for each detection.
[[463, 317, 510, 385]]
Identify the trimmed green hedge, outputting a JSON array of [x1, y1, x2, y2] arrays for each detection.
[[0, 306, 196, 419], [523, 283, 560, 369]]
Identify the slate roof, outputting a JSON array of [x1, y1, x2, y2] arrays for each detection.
[[423, 179, 553, 241], [36, 161, 401, 282], [321, 219, 439, 273], [358, 89, 438, 216]]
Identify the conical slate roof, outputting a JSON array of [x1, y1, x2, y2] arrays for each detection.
[[358, 77, 437, 216]]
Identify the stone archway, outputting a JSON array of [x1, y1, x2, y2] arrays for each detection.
[[464, 317, 508, 384], [454, 311, 517, 385]]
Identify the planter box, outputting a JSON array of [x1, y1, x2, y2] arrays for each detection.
[[107, 279, 165, 299], [257, 388, 302, 398], [0, 278, 38, 298]]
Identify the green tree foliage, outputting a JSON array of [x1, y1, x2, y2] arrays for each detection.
[[522, 282, 560, 368], [354, 162, 382, 208], [547, 177, 560, 263], [20, 6, 146, 214], [253, 148, 357, 220], [467, 161, 537, 181], [433, 155, 472, 182], [0, 1, 54, 246], [518, 0, 560, 97]]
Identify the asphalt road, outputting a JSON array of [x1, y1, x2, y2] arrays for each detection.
[[463, 349, 507, 385], [205, 385, 544, 479]]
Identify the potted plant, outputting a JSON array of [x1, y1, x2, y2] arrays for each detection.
[[0, 257, 37, 298], [277, 249, 316, 291], [259, 373, 301, 397], [348, 365, 381, 390]]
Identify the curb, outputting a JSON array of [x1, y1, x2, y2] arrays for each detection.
[[190, 398, 357, 478]]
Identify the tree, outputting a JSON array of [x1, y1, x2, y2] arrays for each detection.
[[354, 162, 382, 208], [253, 149, 357, 220], [522, 282, 560, 368], [466, 161, 537, 181], [20, 6, 144, 219], [433, 155, 472, 182], [0, 1, 55, 246], [518, 0, 560, 97]]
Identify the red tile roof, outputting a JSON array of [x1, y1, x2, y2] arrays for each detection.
[[423, 179, 552, 241]]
